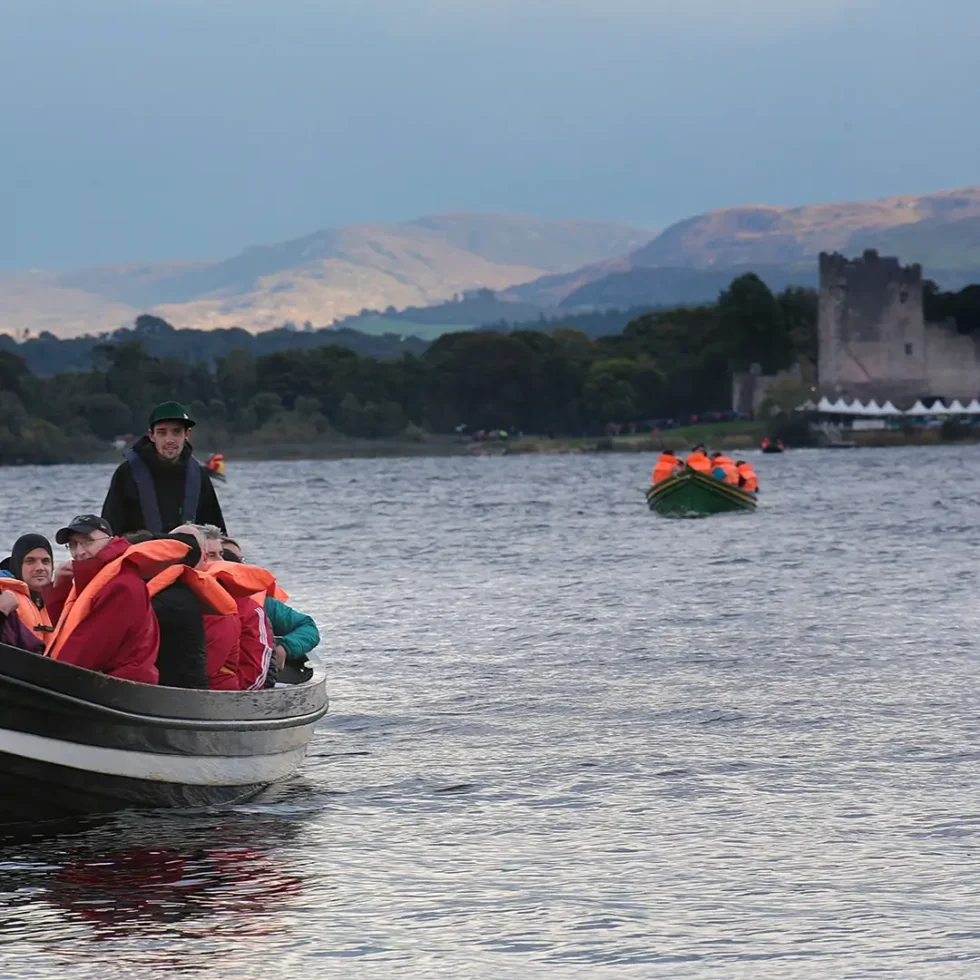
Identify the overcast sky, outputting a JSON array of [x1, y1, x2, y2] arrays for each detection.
[[2, 0, 977, 269]]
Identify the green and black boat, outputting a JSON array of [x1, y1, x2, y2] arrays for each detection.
[[646, 468, 757, 518]]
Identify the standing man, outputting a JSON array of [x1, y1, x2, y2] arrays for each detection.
[[102, 401, 226, 537]]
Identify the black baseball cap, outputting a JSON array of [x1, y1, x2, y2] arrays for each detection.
[[55, 515, 113, 545]]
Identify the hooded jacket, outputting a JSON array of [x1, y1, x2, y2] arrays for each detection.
[[101, 435, 225, 536], [42, 537, 183, 684]]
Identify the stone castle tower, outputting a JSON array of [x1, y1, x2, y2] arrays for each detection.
[[818, 249, 928, 402]]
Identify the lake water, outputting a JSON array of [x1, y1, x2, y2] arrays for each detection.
[[1, 447, 979, 978]]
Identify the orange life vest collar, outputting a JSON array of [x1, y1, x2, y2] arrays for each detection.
[[46, 538, 193, 660], [204, 561, 288, 603], [147, 565, 238, 616]]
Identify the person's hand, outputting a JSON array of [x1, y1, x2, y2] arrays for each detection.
[[54, 562, 74, 586], [0, 593, 19, 616], [274, 644, 287, 670]]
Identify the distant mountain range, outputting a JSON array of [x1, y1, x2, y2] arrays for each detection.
[[3, 186, 980, 339], [0, 215, 650, 338], [506, 186, 980, 308]]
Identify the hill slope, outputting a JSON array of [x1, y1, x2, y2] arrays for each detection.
[[0, 215, 650, 338], [510, 186, 980, 307]]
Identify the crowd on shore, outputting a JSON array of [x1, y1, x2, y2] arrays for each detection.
[[652, 445, 759, 492], [0, 401, 319, 690]]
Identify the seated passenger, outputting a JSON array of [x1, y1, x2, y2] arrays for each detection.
[[684, 445, 712, 473], [197, 538, 281, 692], [128, 529, 233, 689], [222, 537, 320, 685], [44, 515, 186, 683], [735, 460, 759, 493], [652, 450, 683, 484], [0, 533, 54, 638], [709, 451, 738, 485], [164, 525, 242, 691]]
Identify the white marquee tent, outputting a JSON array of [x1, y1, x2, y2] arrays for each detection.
[[808, 397, 980, 416]]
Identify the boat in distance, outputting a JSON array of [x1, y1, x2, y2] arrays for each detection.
[[646, 469, 758, 517]]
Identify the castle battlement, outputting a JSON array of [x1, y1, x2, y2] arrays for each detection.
[[819, 249, 922, 288]]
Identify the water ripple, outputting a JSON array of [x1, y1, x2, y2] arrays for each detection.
[[1, 448, 980, 977]]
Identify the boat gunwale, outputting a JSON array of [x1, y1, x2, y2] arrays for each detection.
[[0, 672, 328, 732], [0, 644, 328, 727], [646, 469, 758, 508]]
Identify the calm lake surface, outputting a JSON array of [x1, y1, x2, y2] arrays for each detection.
[[1, 447, 979, 978]]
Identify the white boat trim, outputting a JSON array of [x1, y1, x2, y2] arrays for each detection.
[[0, 728, 307, 785]]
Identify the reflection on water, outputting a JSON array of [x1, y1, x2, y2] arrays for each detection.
[[0, 810, 308, 976], [3, 449, 980, 977]]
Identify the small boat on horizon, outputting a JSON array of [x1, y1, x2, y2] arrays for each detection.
[[646, 469, 758, 518], [760, 438, 784, 454]]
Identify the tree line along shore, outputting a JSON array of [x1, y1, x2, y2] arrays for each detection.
[[1, 270, 977, 464]]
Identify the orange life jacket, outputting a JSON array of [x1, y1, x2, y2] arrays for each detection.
[[711, 455, 739, 485], [737, 463, 759, 492], [46, 539, 193, 660], [685, 451, 712, 473], [204, 560, 288, 605], [147, 564, 239, 616], [652, 453, 681, 484], [0, 578, 52, 635]]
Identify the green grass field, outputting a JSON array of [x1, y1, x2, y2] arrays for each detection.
[[503, 420, 768, 455]]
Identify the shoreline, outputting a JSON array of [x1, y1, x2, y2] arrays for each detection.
[[5, 423, 980, 467]]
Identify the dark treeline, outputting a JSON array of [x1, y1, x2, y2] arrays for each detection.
[[8, 277, 980, 381], [0, 273, 821, 464], [337, 288, 551, 329], [6, 304, 647, 377], [923, 281, 980, 332], [0, 317, 428, 376], [482, 305, 666, 339]]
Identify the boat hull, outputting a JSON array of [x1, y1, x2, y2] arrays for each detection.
[[646, 469, 758, 517], [0, 644, 328, 825]]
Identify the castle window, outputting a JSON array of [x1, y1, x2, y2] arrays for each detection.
[[905, 343, 913, 355], [899, 290, 909, 303]]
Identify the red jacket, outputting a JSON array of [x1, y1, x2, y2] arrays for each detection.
[[204, 612, 241, 690], [45, 538, 160, 684], [236, 596, 273, 691]]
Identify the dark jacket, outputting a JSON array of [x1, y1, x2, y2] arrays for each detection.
[[151, 580, 209, 689], [101, 436, 225, 536]]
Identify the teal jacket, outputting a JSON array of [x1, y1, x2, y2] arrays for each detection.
[[263, 596, 320, 662]]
